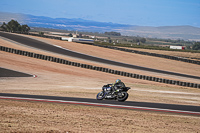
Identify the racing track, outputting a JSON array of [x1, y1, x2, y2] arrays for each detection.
[[0, 67, 199, 115], [0, 68, 199, 115], [0, 32, 200, 80], [0, 67, 33, 77], [0, 93, 200, 116]]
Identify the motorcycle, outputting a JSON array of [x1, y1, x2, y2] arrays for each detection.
[[96, 84, 131, 102]]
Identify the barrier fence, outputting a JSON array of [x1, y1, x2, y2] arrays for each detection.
[[1, 45, 200, 89]]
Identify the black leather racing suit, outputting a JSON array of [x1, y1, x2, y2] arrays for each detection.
[[112, 82, 126, 93]]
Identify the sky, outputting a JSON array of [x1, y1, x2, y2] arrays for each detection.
[[0, 0, 200, 27]]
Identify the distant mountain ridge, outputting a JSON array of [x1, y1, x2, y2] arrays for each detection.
[[120, 25, 200, 41], [0, 12, 200, 41], [0, 12, 131, 32]]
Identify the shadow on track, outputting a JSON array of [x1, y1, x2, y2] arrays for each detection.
[[0, 67, 33, 77]]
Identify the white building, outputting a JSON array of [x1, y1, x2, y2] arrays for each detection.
[[61, 37, 94, 44], [170, 46, 185, 50]]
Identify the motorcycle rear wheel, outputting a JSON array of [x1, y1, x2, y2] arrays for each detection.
[[117, 92, 128, 102], [96, 91, 105, 100]]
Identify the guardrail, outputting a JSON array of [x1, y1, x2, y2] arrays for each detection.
[[1, 45, 199, 89], [88, 43, 200, 65]]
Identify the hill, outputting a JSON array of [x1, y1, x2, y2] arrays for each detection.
[[120, 26, 200, 41], [0, 12, 200, 41]]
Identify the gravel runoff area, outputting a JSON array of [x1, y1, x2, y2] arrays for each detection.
[[0, 34, 200, 132]]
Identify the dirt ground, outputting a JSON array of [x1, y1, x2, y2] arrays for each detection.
[[0, 34, 200, 132], [0, 100, 200, 133]]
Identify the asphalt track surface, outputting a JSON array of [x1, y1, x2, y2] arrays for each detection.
[[0, 32, 200, 80], [0, 67, 33, 77], [0, 93, 200, 116]]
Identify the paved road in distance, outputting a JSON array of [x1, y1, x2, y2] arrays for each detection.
[[0, 32, 200, 80]]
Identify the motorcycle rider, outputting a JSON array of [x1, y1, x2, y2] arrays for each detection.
[[111, 79, 125, 94]]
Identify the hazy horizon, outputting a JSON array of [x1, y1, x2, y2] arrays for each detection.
[[0, 0, 200, 28]]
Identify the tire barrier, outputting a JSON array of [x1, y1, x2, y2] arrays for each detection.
[[86, 43, 200, 65], [1, 45, 200, 89], [11, 32, 200, 65]]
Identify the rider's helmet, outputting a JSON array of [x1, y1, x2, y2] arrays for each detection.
[[115, 79, 121, 83]]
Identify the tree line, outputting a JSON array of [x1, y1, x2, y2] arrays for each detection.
[[104, 31, 121, 36], [122, 37, 146, 43], [0, 20, 30, 33], [192, 42, 200, 50]]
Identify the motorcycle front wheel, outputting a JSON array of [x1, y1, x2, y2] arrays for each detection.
[[96, 91, 105, 100], [117, 92, 129, 102]]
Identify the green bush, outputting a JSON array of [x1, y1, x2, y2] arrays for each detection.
[[0, 19, 30, 33]]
